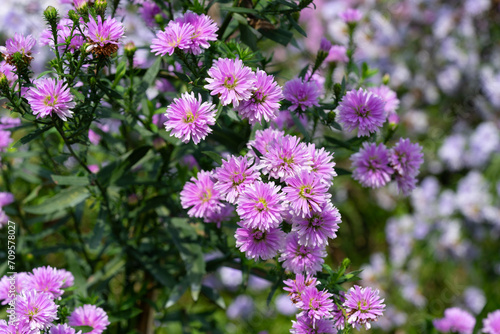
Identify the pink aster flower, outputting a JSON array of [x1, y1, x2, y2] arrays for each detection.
[[204, 204, 234, 228], [308, 144, 337, 186], [204, 58, 256, 106], [58, 269, 74, 289], [433, 307, 476, 334], [235, 70, 283, 125], [86, 15, 125, 56], [26, 78, 75, 121], [283, 78, 320, 112], [176, 11, 218, 54], [56, 19, 84, 54], [283, 273, 318, 304], [390, 138, 424, 195], [291, 316, 336, 334], [0, 272, 29, 305], [180, 170, 224, 219], [368, 85, 400, 118], [279, 233, 326, 274], [283, 169, 331, 218], [50, 323, 81, 334], [292, 201, 341, 247], [214, 155, 260, 204], [164, 92, 216, 144], [16, 290, 58, 331], [343, 285, 385, 330], [151, 21, 194, 56], [297, 286, 335, 321], [0, 61, 18, 87], [0, 131, 13, 152], [483, 310, 500, 334], [0, 33, 36, 65], [0, 192, 14, 207], [259, 135, 312, 181], [236, 181, 285, 231], [68, 304, 110, 334], [26, 266, 65, 299], [235, 222, 285, 260], [337, 88, 386, 137], [0, 116, 21, 130], [332, 292, 346, 330], [326, 45, 348, 63], [351, 142, 394, 188], [339, 8, 363, 23], [247, 128, 284, 163], [0, 319, 36, 334]]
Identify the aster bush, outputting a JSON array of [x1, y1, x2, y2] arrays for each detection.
[[0, 0, 499, 333]]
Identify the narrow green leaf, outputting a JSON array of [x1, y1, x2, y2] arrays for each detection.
[[113, 61, 127, 87], [202, 151, 223, 165], [166, 280, 189, 308], [201, 285, 226, 309], [259, 28, 293, 46], [51, 175, 89, 186], [24, 187, 90, 215], [219, 5, 259, 15], [14, 124, 53, 147]]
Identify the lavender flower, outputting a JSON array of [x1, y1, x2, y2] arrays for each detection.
[[433, 307, 475, 334], [16, 290, 58, 331], [235, 223, 284, 260], [390, 138, 424, 195], [235, 181, 285, 231], [68, 304, 110, 334], [279, 233, 326, 274], [235, 70, 283, 125], [326, 45, 348, 63], [0, 272, 29, 305], [151, 21, 194, 56], [214, 155, 260, 204], [283, 78, 320, 112], [26, 266, 65, 299], [0, 319, 36, 334], [339, 8, 363, 23], [283, 273, 318, 304], [482, 310, 500, 334], [86, 15, 125, 56], [26, 78, 76, 121], [50, 323, 80, 334], [247, 128, 284, 163], [0, 131, 13, 152], [180, 170, 224, 219], [368, 85, 400, 117], [291, 316, 336, 334], [164, 92, 216, 144], [319, 37, 332, 53], [351, 142, 393, 188], [332, 292, 346, 330], [292, 201, 341, 247], [176, 11, 218, 55], [0, 33, 36, 65], [0, 61, 18, 87], [297, 286, 334, 321], [343, 285, 385, 330], [56, 18, 84, 54], [337, 88, 386, 137], [283, 169, 331, 218], [308, 144, 337, 186], [204, 58, 256, 106]]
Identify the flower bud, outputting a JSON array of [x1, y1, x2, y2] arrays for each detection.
[[382, 73, 390, 85], [319, 37, 332, 53], [0, 73, 9, 92], [124, 41, 136, 59], [43, 6, 59, 27], [95, 0, 107, 16]]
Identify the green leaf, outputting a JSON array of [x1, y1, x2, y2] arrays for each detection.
[[166, 280, 189, 308], [201, 285, 226, 309], [259, 28, 293, 46], [14, 124, 53, 147], [286, 14, 307, 37], [97, 146, 151, 187], [143, 57, 161, 87], [239, 23, 258, 51], [24, 186, 90, 215], [51, 175, 89, 186], [202, 151, 223, 165], [219, 5, 259, 15], [336, 167, 352, 176], [324, 136, 353, 151], [73, 326, 93, 333], [113, 61, 127, 87]]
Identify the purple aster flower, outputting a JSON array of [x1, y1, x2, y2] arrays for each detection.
[[57, 19, 84, 54], [151, 21, 194, 56], [0, 131, 13, 152], [292, 201, 341, 247], [0, 116, 21, 130], [0, 319, 35, 334], [279, 233, 326, 274], [283, 273, 318, 304], [176, 11, 218, 55], [343, 285, 385, 330], [308, 144, 337, 186], [337, 88, 386, 137], [68, 304, 110, 334], [433, 307, 475, 334], [247, 128, 284, 163], [291, 315, 336, 334], [390, 138, 424, 195], [351, 142, 393, 188], [50, 323, 80, 334], [204, 58, 256, 106], [0, 33, 36, 65], [0, 61, 18, 87], [0, 272, 29, 305], [236, 181, 285, 231], [86, 15, 125, 56], [326, 45, 348, 63], [164, 92, 216, 144], [180, 170, 224, 219], [89, 129, 101, 145], [16, 290, 58, 331], [283, 78, 320, 112], [283, 169, 331, 218], [259, 135, 312, 181], [319, 37, 332, 53], [297, 286, 335, 321], [368, 85, 400, 118], [339, 8, 363, 23], [139, 1, 162, 28], [332, 292, 346, 330], [26, 266, 65, 299], [58, 269, 74, 289], [235, 222, 284, 260], [483, 310, 500, 334], [214, 155, 260, 204], [204, 204, 234, 228], [26, 78, 75, 121], [235, 70, 283, 125]]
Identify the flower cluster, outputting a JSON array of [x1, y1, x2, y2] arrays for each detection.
[[0, 266, 109, 334], [350, 138, 424, 195], [151, 11, 218, 56]]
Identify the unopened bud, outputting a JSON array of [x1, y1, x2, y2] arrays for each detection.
[[43, 6, 59, 27], [388, 112, 400, 128], [333, 83, 342, 98], [95, 0, 107, 16], [124, 41, 136, 59], [319, 37, 332, 53], [0, 73, 9, 91], [68, 10, 80, 23], [382, 73, 390, 85]]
